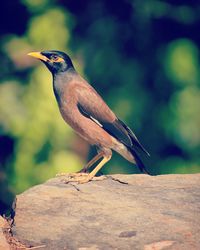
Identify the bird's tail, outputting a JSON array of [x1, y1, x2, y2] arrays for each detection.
[[129, 147, 151, 175]]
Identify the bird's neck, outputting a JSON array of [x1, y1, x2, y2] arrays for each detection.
[[53, 67, 76, 82], [52, 68, 77, 103]]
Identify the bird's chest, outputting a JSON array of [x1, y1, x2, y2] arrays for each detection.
[[54, 84, 79, 124]]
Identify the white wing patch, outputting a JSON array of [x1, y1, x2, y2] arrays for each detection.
[[90, 116, 103, 127]]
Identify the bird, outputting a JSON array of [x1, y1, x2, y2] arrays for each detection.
[[28, 50, 150, 183]]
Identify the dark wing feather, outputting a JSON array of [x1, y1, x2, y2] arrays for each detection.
[[129, 147, 151, 175], [99, 120, 133, 147], [117, 119, 150, 156]]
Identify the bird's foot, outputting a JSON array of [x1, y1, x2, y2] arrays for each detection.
[[56, 172, 106, 184], [57, 173, 92, 184]]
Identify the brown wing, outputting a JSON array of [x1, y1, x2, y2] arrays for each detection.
[[75, 84, 116, 123], [76, 84, 149, 156]]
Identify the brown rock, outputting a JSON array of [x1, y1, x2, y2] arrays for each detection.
[[0, 216, 10, 250], [9, 174, 200, 250]]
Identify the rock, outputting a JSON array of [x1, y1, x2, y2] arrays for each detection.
[[0, 216, 10, 250], [9, 174, 200, 249]]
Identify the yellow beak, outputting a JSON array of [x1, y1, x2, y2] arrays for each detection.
[[27, 52, 48, 62]]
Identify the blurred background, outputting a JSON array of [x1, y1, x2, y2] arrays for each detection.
[[0, 0, 200, 214]]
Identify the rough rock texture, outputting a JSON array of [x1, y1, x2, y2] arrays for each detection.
[[8, 174, 200, 249], [0, 217, 10, 250]]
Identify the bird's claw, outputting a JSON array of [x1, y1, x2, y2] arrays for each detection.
[[57, 173, 92, 184], [56, 173, 107, 184]]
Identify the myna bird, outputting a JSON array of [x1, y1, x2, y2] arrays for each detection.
[[28, 50, 150, 183]]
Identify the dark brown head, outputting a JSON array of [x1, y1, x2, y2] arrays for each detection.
[[28, 50, 74, 75]]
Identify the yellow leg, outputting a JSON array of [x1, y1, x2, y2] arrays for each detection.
[[58, 152, 104, 177], [79, 155, 112, 184], [80, 152, 104, 172], [60, 154, 111, 184]]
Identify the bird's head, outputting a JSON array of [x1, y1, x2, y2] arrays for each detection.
[[28, 50, 74, 74]]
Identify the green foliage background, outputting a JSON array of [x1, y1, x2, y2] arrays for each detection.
[[0, 0, 200, 211]]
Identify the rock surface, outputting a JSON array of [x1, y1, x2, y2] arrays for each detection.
[[0, 217, 10, 250], [7, 174, 200, 249]]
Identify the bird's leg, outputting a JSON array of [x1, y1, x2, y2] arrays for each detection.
[[60, 153, 111, 184], [57, 152, 104, 177], [78, 151, 104, 173], [79, 154, 111, 184]]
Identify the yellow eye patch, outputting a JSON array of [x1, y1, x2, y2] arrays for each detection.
[[50, 57, 64, 63]]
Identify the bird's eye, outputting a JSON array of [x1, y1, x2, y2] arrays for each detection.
[[51, 55, 59, 61], [50, 55, 64, 63]]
